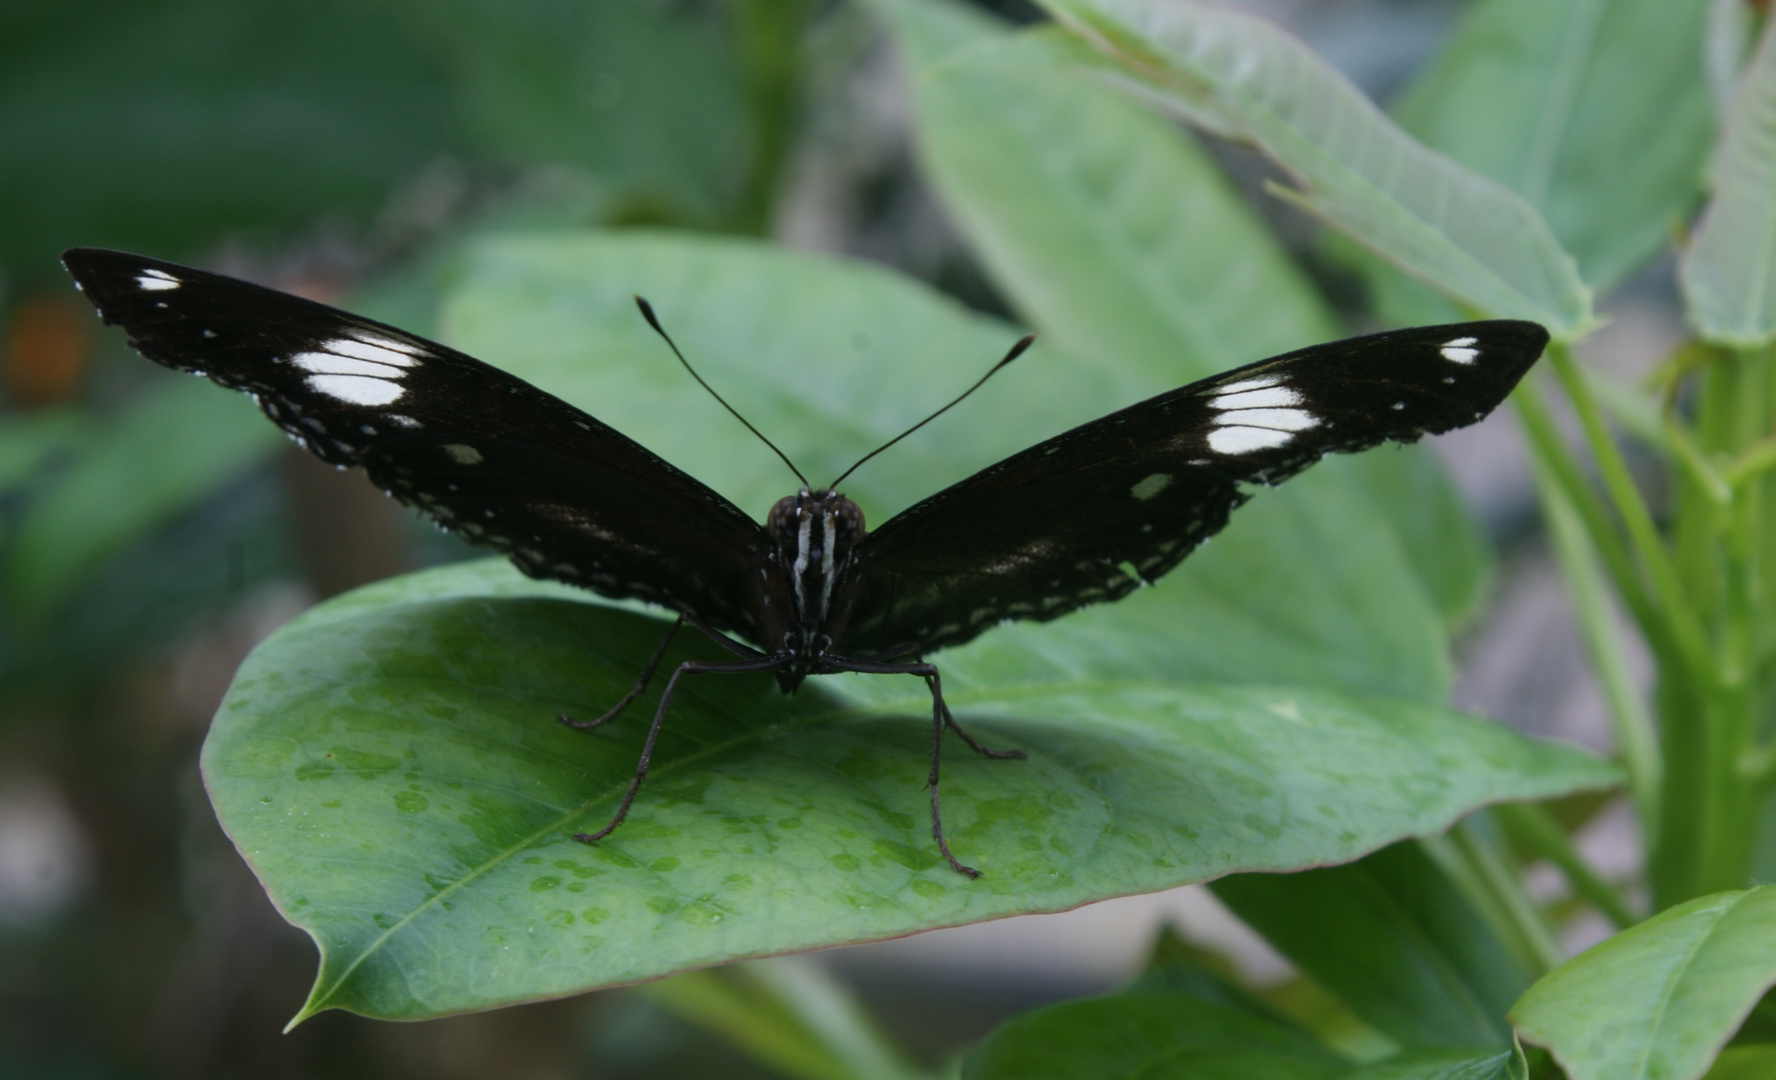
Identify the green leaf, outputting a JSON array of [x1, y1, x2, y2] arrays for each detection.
[[1390, 0, 1712, 298], [1682, 17, 1776, 346], [1511, 887, 1776, 1080], [203, 558, 1618, 1022], [1035, 0, 1593, 339], [963, 991, 1341, 1080], [2, 374, 283, 613], [446, 230, 1447, 702], [871, 0, 1492, 630], [1212, 842, 1534, 1048]]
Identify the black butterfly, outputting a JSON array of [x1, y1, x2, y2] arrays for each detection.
[[62, 247, 1547, 876]]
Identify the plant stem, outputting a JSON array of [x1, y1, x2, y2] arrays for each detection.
[[1493, 802, 1636, 930], [1544, 345, 1718, 694], [1512, 380, 1661, 641], [1528, 451, 1661, 834]]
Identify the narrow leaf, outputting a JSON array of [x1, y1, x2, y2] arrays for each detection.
[[1038, 0, 1593, 338]]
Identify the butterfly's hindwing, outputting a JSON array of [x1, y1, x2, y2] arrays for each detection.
[[61, 247, 779, 643], [838, 320, 1548, 656]]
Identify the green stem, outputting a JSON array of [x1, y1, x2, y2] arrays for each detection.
[[1493, 802, 1636, 930], [1528, 450, 1661, 834], [1544, 345, 1718, 693], [1424, 826, 1562, 978], [1512, 380, 1661, 641], [1723, 435, 1776, 487]]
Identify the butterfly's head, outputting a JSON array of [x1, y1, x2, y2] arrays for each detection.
[[767, 489, 867, 657]]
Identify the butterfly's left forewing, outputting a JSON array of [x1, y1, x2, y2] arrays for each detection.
[[837, 320, 1548, 656], [61, 247, 785, 643]]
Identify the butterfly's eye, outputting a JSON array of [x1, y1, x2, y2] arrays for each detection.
[[830, 498, 866, 551], [766, 495, 801, 542]]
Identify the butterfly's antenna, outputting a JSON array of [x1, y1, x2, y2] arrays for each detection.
[[634, 296, 811, 489], [828, 334, 1034, 490]]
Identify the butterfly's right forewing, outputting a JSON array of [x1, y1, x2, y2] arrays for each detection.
[[62, 247, 783, 644]]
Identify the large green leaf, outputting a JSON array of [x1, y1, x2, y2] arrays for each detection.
[[1392, 0, 1711, 299], [869, 0, 1490, 627], [445, 230, 1448, 702], [2, 374, 283, 612], [1213, 843, 1533, 1049], [1035, 0, 1593, 339], [204, 558, 1617, 1022], [1681, 16, 1776, 346], [1510, 887, 1776, 1080]]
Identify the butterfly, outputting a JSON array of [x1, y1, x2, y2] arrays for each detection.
[[62, 247, 1548, 876]]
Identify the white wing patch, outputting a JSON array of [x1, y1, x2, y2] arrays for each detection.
[[1440, 336, 1479, 364], [1206, 374, 1319, 455], [304, 374, 405, 406], [289, 335, 423, 406], [136, 268, 181, 291], [1207, 426, 1294, 454]]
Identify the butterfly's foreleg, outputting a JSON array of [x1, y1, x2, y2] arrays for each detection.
[[559, 615, 683, 731], [573, 651, 787, 846]]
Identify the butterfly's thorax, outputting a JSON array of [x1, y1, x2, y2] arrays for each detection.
[[766, 489, 865, 689]]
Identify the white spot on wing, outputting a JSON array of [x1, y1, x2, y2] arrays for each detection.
[[1440, 336, 1479, 364], [1208, 426, 1294, 454], [387, 414, 422, 429], [306, 374, 405, 406], [1130, 473, 1172, 501], [136, 268, 180, 291], [1211, 385, 1301, 410], [442, 444, 483, 465]]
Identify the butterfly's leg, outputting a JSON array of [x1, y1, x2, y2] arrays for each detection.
[[923, 673, 1025, 761], [559, 616, 684, 731], [573, 652, 787, 845], [849, 647, 1023, 762], [822, 655, 988, 877], [917, 665, 980, 877]]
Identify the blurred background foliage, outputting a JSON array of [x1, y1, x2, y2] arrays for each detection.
[[0, 0, 1594, 1077]]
